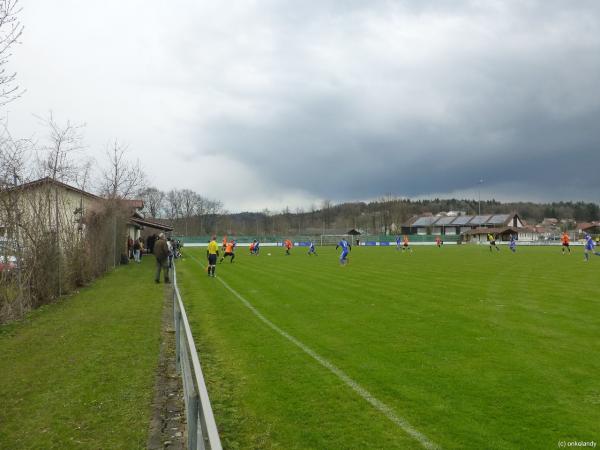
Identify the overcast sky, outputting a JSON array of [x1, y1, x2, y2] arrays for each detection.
[[6, 1, 600, 212]]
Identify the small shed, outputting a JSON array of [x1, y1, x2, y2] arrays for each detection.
[[577, 222, 600, 236], [463, 227, 519, 243]]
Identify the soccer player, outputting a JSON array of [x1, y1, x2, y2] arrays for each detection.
[[253, 240, 260, 255], [561, 231, 571, 254], [583, 233, 600, 261], [308, 240, 317, 256], [207, 236, 219, 277], [488, 233, 500, 252], [220, 240, 235, 263], [509, 234, 517, 253], [284, 239, 293, 255], [435, 236, 443, 248], [221, 235, 228, 252], [402, 235, 412, 253], [396, 235, 402, 250], [336, 237, 351, 265]]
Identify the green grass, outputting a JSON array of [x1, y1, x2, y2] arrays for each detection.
[[176, 245, 600, 449], [0, 258, 164, 450]]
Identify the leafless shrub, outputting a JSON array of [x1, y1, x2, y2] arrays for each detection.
[[100, 141, 146, 199], [0, 0, 24, 105], [0, 119, 136, 324]]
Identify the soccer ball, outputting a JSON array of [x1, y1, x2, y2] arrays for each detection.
[[267, 253, 271, 256]]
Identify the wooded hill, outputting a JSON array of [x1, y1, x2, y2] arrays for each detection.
[[161, 198, 600, 237]]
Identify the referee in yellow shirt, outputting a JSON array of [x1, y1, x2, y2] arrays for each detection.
[[207, 236, 219, 277]]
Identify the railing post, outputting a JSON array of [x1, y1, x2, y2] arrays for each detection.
[[175, 309, 181, 374], [188, 393, 199, 450], [172, 262, 222, 450]]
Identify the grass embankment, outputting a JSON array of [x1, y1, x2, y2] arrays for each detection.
[[0, 258, 164, 449], [177, 245, 600, 450]]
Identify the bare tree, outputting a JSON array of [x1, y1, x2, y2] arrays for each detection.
[[295, 207, 304, 233], [100, 140, 146, 199], [0, 0, 23, 106], [37, 112, 85, 183], [321, 199, 332, 229], [193, 193, 207, 234], [180, 188, 198, 236], [140, 186, 164, 218], [0, 120, 30, 187], [165, 189, 183, 220], [205, 198, 223, 215], [73, 158, 93, 193], [200, 197, 223, 234], [191, 194, 221, 234]]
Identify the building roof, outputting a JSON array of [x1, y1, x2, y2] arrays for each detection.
[[450, 215, 473, 225], [433, 216, 455, 226], [122, 199, 144, 209], [130, 217, 174, 232], [408, 212, 520, 228], [487, 214, 511, 225], [577, 221, 600, 231], [469, 215, 493, 225], [5, 177, 102, 200], [463, 225, 536, 235], [411, 216, 438, 227], [463, 226, 519, 235]]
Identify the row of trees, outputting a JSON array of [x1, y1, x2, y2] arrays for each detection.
[[140, 187, 223, 235], [164, 197, 600, 238], [0, 114, 148, 323], [0, 2, 166, 323], [0, 114, 146, 199]]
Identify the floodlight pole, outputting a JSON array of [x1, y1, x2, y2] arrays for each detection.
[[478, 178, 483, 215]]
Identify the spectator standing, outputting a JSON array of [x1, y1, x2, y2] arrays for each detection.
[[167, 237, 174, 268], [153, 233, 170, 283], [147, 234, 157, 255], [127, 236, 134, 259], [138, 237, 145, 261], [133, 238, 141, 263]]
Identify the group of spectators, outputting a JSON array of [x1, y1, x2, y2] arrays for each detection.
[[127, 233, 183, 283], [127, 237, 145, 263], [153, 234, 183, 283]]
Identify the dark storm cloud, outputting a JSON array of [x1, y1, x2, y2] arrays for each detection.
[[184, 0, 600, 204], [12, 0, 600, 210]]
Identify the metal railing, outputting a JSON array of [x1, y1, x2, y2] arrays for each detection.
[[172, 265, 222, 450]]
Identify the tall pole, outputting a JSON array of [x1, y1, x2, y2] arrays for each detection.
[[478, 178, 483, 216], [55, 187, 61, 297], [113, 215, 117, 268]]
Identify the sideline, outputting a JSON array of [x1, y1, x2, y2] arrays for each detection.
[[187, 254, 440, 450], [147, 284, 185, 449]]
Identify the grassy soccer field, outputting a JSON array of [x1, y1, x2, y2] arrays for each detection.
[[176, 244, 599, 450], [0, 260, 164, 449]]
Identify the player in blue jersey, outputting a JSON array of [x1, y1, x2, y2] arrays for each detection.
[[308, 241, 317, 256], [395, 235, 402, 250], [509, 234, 517, 253], [336, 237, 351, 265], [583, 233, 600, 261], [253, 240, 260, 255]]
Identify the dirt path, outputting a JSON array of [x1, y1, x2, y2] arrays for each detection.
[[147, 284, 186, 450]]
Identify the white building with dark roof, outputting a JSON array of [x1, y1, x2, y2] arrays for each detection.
[[406, 212, 535, 241]]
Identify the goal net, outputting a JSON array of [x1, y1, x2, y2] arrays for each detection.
[[319, 234, 356, 246]]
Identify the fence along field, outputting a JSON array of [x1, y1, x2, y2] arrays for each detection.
[[175, 244, 599, 449]]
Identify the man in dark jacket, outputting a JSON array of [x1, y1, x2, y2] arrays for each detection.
[[153, 233, 170, 283]]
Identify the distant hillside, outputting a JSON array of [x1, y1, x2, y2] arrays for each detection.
[[160, 198, 599, 236]]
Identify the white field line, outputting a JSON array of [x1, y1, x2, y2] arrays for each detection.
[[188, 254, 440, 450]]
